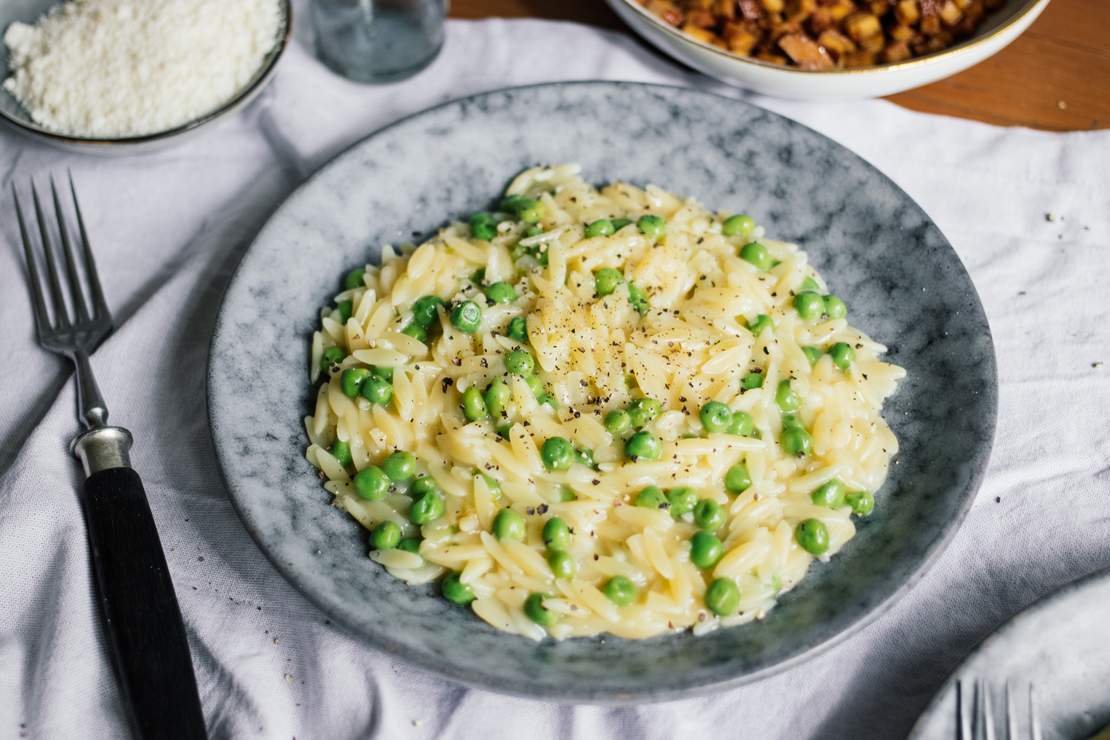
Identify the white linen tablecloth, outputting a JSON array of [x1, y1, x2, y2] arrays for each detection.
[[1, 12, 1108, 740]]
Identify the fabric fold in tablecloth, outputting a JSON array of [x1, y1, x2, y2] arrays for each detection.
[[1, 10, 1108, 740]]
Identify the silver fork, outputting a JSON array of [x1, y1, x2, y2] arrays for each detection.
[[959, 679, 1043, 740], [15, 175, 207, 740]]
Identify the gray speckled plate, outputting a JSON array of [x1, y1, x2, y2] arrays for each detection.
[[207, 82, 997, 702], [909, 568, 1110, 739]]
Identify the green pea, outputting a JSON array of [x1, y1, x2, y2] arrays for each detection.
[[548, 551, 576, 579], [412, 295, 446, 326], [461, 386, 488, 422], [483, 378, 511, 418], [574, 447, 596, 469], [371, 366, 393, 381], [627, 282, 650, 315], [602, 576, 637, 606], [360, 375, 393, 406], [505, 349, 535, 376], [829, 342, 855, 370], [441, 572, 475, 605], [800, 276, 821, 293], [397, 537, 422, 554], [450, 301, 482, 334], [320, 346, 345, 372], [330, 440, 352, 468], [586, 219, 615, 238], [722, 214, 755, 238], [353, 466, 390, 501], [409, 476, 439, 497], [492, 508, 525, 541], [781, 425, 812, 457], [369, 521, 401, 550], [502, 196, 542, 223], [400, 323, 428, 343], [336, 300, 353, 323], [782, 413, 803, 430], [410, 491, 445, 525], [690, 531, 724, 569], [537, 394, 555, 410], [558, 485, 577, 502], [523, 224, 543, 238], [847, 490, 875, 517], [694, 499, 725, 530], [727, 410, 754, 437], [634, 486, 667, 510], [604, 409, 632, 435], [470, 213, 497, 241], [594, 267, 623, 297], [811, 479, 846, 508], [340, 367, 369, 398], [539, 437, 573, 471], [637, 214, 666, 238], [524, 374, 545, 399], [775, 380, 801, 413], [794, 291, 824, 320], [499, 195, 527, 213], [801, 346, 823, 366], [741, 371, 764, 390], [666, 487, 698, 518], [542, 517, 571, 551], [739, 242, 773, 271], [705, 578, 741, 616], [628, 398, 662, 428], [747, 314, 774, 336], [485, 281, 518, 304], [523, 592, 558, 627], [496, 422, 512, 439], [343, 268, 365, 290], [824, 294, 847, 319], [624, 431, 661, 461], [795, 518, 829, 556], [725, 463, 752, 494], [507, 316, 528, 343], [611, 217, 633, 231], [382, 451, 416, 482], [700, 401, 733, 433]]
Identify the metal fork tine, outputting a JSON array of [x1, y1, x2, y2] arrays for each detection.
[[983, 680, 996, 740], [959, 680, 974, 740], [50, 175, 90, 323], [1005, 683, 1016, 740], [1029, 685, 1042, 740], [68, 171, 109, 322], [13, 184, 51, 338], [31, 181, 71, 329]]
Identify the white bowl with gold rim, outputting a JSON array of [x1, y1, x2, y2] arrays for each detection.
[[605, 0, 1050, 100]]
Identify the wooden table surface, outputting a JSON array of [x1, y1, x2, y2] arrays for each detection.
[[451, 0, 1109, 131]]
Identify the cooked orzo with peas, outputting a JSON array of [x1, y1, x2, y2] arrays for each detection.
[[304, 164, 905, 641]]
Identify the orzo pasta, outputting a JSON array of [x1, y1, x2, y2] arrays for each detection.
[[304, 164, 905, 640]]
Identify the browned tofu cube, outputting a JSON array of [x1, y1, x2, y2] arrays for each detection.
[[844, 11, 882, 41], [895, 0, 920, 25]]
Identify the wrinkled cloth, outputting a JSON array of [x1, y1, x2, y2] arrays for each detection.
[[1, 12, 1108, 740]]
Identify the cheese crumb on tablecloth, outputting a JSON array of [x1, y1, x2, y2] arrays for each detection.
[[3, 0, 282, 138]]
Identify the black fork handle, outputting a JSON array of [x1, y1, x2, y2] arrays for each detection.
[[83, 466, 207, 739]]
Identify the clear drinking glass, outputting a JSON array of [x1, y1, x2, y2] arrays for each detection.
[[312, 0, 447, 84]]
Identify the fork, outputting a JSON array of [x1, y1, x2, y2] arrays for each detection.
[[15, 175, 207, 740], [959, 679, 1043, 740]]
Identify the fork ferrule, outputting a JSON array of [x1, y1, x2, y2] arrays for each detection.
[[73, 426, 133, 477]]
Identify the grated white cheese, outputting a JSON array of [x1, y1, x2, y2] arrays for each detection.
[[3, 0, 282, 138]]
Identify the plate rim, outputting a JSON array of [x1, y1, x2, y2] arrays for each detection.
[[206, 80, 998, 703], [907, 565, 1110, 737]]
